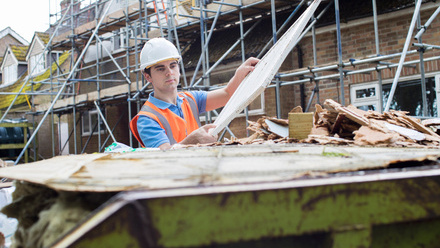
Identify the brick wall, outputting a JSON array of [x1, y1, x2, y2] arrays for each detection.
[[284, 5, 440, 111], [69, 103, 131, 154], [56, 4, 440, 149], [225, 5, 440, 139]]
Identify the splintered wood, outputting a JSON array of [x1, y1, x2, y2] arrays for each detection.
[[305, 99, 440, 147], [230, 99, 440, 148]]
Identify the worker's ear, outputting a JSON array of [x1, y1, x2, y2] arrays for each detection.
[[143, 71, 153, 83]]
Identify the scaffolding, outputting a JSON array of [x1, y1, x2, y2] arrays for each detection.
[[1, 0, 439, 164]]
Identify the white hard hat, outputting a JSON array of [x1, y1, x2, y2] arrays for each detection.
[[140, 38, 181, 70]]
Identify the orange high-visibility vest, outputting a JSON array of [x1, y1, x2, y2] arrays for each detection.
[[130, 92, 201, 147]]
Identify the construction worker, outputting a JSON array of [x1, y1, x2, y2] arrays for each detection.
[[130, 38, 259, 150]]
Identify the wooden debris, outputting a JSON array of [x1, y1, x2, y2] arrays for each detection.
[[289, 112, 313, 140], [324, 99, 369, 126], [266, 117, 289, 126], [304, 135, 354, 145], [310, 99, 440, 147], [401, 115, 440, 138], [289, 106, 303, 113], [310, 126, 330, 136], [421, 118, 440, 127], [181, 99, 440, 148], [246, 116, 289, 141], [331, 113, 346, 134], [353, 126, 405, 146]]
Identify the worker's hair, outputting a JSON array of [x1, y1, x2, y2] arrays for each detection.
[[143, 60, 179, 76]]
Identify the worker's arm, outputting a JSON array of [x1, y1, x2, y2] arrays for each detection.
[[206, 57, 259, 111], [158, 124, 218, 150]]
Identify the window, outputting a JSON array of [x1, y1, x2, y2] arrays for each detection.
[[383, 78, 437, 117], [113, 30, 121, 50], [350, 76, 438, 117], [82, 110, 106, 136], [116, 24, 142, 50], [84, 33, 113, 63], [350, 83, 380, 111], [29, 53, 45, 75], [3, 64, 17, 85]]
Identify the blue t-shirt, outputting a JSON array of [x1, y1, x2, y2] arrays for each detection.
[[137, 91, 208, 148]]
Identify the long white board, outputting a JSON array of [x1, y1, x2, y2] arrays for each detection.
[[210, 0, 322, 136]]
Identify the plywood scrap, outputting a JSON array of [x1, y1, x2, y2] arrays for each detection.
[[331, 113, 346, 134], [314, 104, 337, 128], [384, 122, 425, 141], [265, 119, 289, 138], [304, 135, 354, 145], [183, 100, 440, 148], [353, 126, 405, 146], [290, 106, 303, 113], [302, 99, 440, 148], [421, 118, 440, 127], [247, 116, 289, 140], [310, 126, 330, 136], [266, 117, 289, 126], [324, 99, 369, 126], [401, 115, 440, 139]]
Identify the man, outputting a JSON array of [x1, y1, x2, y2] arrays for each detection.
[[130, 38, 259, 150]]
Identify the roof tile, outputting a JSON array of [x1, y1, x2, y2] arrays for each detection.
[[10, 45, 29, 62], [35, 32, 50, 45]]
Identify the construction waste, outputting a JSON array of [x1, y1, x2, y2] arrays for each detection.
[[0, 179, 116, 248], [1, 99, 440, 247], [186, 99, 440, 148]]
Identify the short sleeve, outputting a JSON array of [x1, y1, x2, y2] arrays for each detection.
[[188, 91, 208, 114]]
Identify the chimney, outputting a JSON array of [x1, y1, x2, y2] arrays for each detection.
[[60, 0, 81, 17]]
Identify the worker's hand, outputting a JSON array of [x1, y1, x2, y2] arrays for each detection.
[[180, 124, 218, 145], [234, 57, 260, 82]]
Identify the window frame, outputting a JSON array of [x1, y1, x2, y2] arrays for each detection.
[[3, 64, 17, 85], [29, 53, 45, 76], [81, 110, 106, 137], [350, 73, 440, 116], [436, 74, 440, 118], [350, 82, 380, 111]]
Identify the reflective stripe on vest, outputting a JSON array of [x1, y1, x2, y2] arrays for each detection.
[[139, 104, 178, 145], [131, 92, 201, 146]]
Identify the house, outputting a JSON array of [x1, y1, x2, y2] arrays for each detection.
[[26, 32, 51, 77], [0, 27, 28, 83], [2, 0, 440, 160], [0, 44, 28, 86]]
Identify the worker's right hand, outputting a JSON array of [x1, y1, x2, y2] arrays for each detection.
[[234, 57, 260, 82], [180, 124, 218, 145]]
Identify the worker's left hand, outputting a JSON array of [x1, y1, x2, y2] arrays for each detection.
[[234, 57, 260, 82]]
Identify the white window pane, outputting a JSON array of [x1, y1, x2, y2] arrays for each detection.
[[357, 104, 377, 111], [30, 54, 45, 75], [4, 65, 17, 84], [355, 87, 376, 99], [82, 112, 90, 134]]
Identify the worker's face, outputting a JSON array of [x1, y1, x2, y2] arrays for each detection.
[[144, 60, 180, 93]]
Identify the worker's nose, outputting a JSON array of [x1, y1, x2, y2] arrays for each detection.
[[165, 66, 173, 76]]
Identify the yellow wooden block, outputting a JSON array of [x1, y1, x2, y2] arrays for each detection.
[[289, 112, 313, 140]]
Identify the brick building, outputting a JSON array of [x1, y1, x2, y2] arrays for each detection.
[[1, 0, 440, 159]]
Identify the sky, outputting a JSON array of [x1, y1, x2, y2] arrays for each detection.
[[0, 0, 64, 43]]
